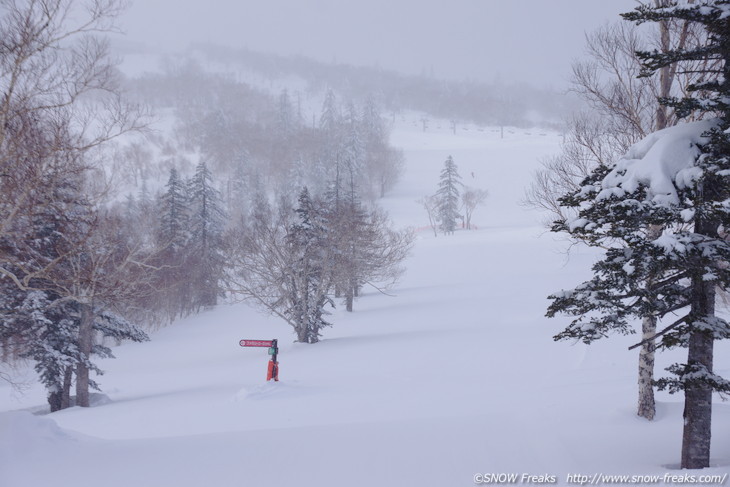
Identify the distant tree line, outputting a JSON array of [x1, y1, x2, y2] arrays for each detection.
[[126, 64, 405, 205], [138, 43, 576, 131]]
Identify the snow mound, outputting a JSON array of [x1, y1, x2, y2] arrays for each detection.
[[233, 381, 315, 401], [69, 392, 113, 408], [598, 119, 718, 206], [0, 411, 78, 452]]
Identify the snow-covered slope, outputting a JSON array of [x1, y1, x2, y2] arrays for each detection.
[[2, 121, 730, 487]]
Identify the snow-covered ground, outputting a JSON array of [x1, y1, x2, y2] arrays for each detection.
[[2, 120, 730, 487]]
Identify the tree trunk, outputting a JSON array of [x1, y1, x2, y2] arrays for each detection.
[[345, 287, 354, 312], [656, 14, 671, 131], [638, 224, 663, 420], [345, 274, 356, 312], [48, 388, 62, 413], [638, 314, 657, 420], [681, 278, 715, 469], [61, 366, 72, 409], [75, 303, 94, 408], [639, 20, 670, 417], [637, 5, 692, 421], [296, 326, 308, 343], [682, 327, 714, 469]]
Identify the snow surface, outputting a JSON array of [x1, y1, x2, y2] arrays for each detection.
[[2, 119, 730, 487]]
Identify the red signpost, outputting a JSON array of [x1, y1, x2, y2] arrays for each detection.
[[239, 340, 273, 348], [239, 339, 279, 381]]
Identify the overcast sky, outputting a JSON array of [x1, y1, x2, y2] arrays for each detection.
[[120, 0, 639, 88]]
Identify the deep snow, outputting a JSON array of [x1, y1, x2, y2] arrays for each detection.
[[2, 118, 730, 487]]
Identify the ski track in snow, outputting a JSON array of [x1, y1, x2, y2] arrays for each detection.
[[2, 118, 730, 487]]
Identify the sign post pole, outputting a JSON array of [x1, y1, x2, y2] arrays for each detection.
[[267, 339, 279, 382]]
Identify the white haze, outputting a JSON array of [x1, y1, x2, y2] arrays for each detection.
[[120, 0, 638, 87]]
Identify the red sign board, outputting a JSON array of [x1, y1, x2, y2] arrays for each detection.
[[239, 340, 273, 347]]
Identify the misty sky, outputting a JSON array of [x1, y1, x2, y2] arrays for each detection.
[[121, 0, 639, 88]]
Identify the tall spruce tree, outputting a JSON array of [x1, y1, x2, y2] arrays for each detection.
[[158, 168, 189, 252], [319, 88, 340, 135], [11, 291, 79, 412], [155, 168, 192, 320], [277, 89, 294, 138], [285, 188, 334, 343], [316, 89, 343, 195], [323, 189, 369, 312], [187, 162, 226, 310], [549, 0, 730, 469], [227, 154, 250, 227], [436, 155, 463, 235], [343, 101, 364, 192]]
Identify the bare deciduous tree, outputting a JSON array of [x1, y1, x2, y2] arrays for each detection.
[[461, 187, 488, 230], [0, 0, 145, 286], [224, 190, 334, 343], [418, 195, 440, 237], [225, 188, 411, 342]]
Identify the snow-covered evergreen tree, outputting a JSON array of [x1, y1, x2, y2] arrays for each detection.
[[13, 291, 79, 412], [187, 161, 227, 309], [526, 9, 716, 422], [319, 88, 340, 135], [550, 0, 730, 469], [227, 153, 250, 228], [3, 288, 148, 412], [361, 96, 385, 146], [316, 89, 343, 193], [277, 89, 294, 139], [285, 188, 334, 343], [151, 168, 192, 320], [157, 168, 189, 252], [361, 96, 393, 199], [343, 101, 364, 197], [436, 155, 463, 235]]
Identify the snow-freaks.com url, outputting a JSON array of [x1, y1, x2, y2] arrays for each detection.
[[473, 472, 729, 485], [564, 473, 728, 485]]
